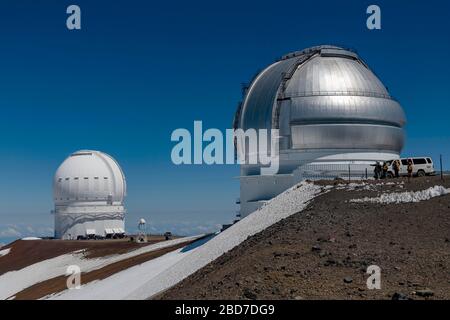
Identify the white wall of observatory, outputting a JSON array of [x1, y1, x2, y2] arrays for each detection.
[[53, 150, 127, 239]]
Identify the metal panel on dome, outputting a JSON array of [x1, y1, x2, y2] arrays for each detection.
[[240, 57, 299, 130], [291, 124, 404, 151], [285, 56, 389, 97], [320, 48, 358, 59], [288, 96, 405, 128]]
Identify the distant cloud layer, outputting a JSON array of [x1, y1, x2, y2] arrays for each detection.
[[0, 226, 22, 238], [0, 224, 53, 241], [0, 220, 223, 244], [128, 220, 223, 237]]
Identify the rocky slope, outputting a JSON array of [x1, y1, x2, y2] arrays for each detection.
[[160, 176, 450, 300]]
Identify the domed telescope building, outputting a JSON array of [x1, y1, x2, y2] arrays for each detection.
[[233, 45, 406, 217], [52, 150, 127, 240]]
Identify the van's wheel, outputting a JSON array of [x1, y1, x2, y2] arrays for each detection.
[[417, 170, 425, 177], [386, 172, 393, 179]]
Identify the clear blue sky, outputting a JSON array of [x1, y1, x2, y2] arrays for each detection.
[[0, 0, 449, 242]]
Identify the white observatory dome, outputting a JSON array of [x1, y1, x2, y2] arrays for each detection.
[[53, 150, 126, 205], [53, 150, 127, 240]]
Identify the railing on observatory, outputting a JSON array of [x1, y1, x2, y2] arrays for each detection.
[[299, 163, 375, 181]]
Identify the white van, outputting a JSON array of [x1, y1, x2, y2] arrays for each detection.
[[387, 157, 435, 177]]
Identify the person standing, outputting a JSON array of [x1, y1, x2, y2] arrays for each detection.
[[407, 159, 413, 182], [393, 160, 400, 178], [382, 162, 389, 179], [373, 161, 381, 180]]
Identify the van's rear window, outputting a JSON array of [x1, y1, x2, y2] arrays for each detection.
[[413, 158, 427, 165]]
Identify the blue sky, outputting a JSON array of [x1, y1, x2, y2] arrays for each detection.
[[0, 0, 449, 242]]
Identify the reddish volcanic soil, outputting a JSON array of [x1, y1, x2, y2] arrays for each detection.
[[0, 236, 167, 276], [12, 239, 195, 300], [160, 176, 450, 300]]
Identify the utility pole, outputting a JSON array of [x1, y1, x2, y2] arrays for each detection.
[[440, 154, 443, 181]]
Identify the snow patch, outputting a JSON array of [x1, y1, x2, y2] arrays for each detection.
[[126, 181, 322, 300], [21, 237, 42, 241], [0, 248, 11, 257], [336, 182, 376, 191], [0, 235, 202, 300], [350, 185, 450, 204], [48, 248, 193, 300], [335, 181, 405, 191]]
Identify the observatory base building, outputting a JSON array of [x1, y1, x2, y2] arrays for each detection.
[[233, 46, 406, 217], [52, 150, 127, 240]]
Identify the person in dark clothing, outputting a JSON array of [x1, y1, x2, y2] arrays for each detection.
[[393, 160, 400, 178], [407, 159, 413, 182], [373, 161, 381, 180], [382, 162, 389, 179]]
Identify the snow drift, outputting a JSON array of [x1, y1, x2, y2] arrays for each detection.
[[48, 248, 191, 300], [350, 185, 450, 204], [126, 181, 323, 299], [0, 248, 11, 257], [0, 235, 201, 300]]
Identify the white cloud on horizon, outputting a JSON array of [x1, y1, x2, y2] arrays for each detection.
[[0, 224, 53, 241], [0, 226, 22, 238], [0, 219, 224, 241]]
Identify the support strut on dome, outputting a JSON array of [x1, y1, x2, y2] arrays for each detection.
[[272, 51, 318, 130]]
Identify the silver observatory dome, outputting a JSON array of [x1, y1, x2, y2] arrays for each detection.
[[234, 45, 407, 216], [234, 45, 405, 154]]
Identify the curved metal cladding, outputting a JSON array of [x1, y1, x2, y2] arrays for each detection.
[[239, 57, 299, 130], [236, 45, 406, 154]]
